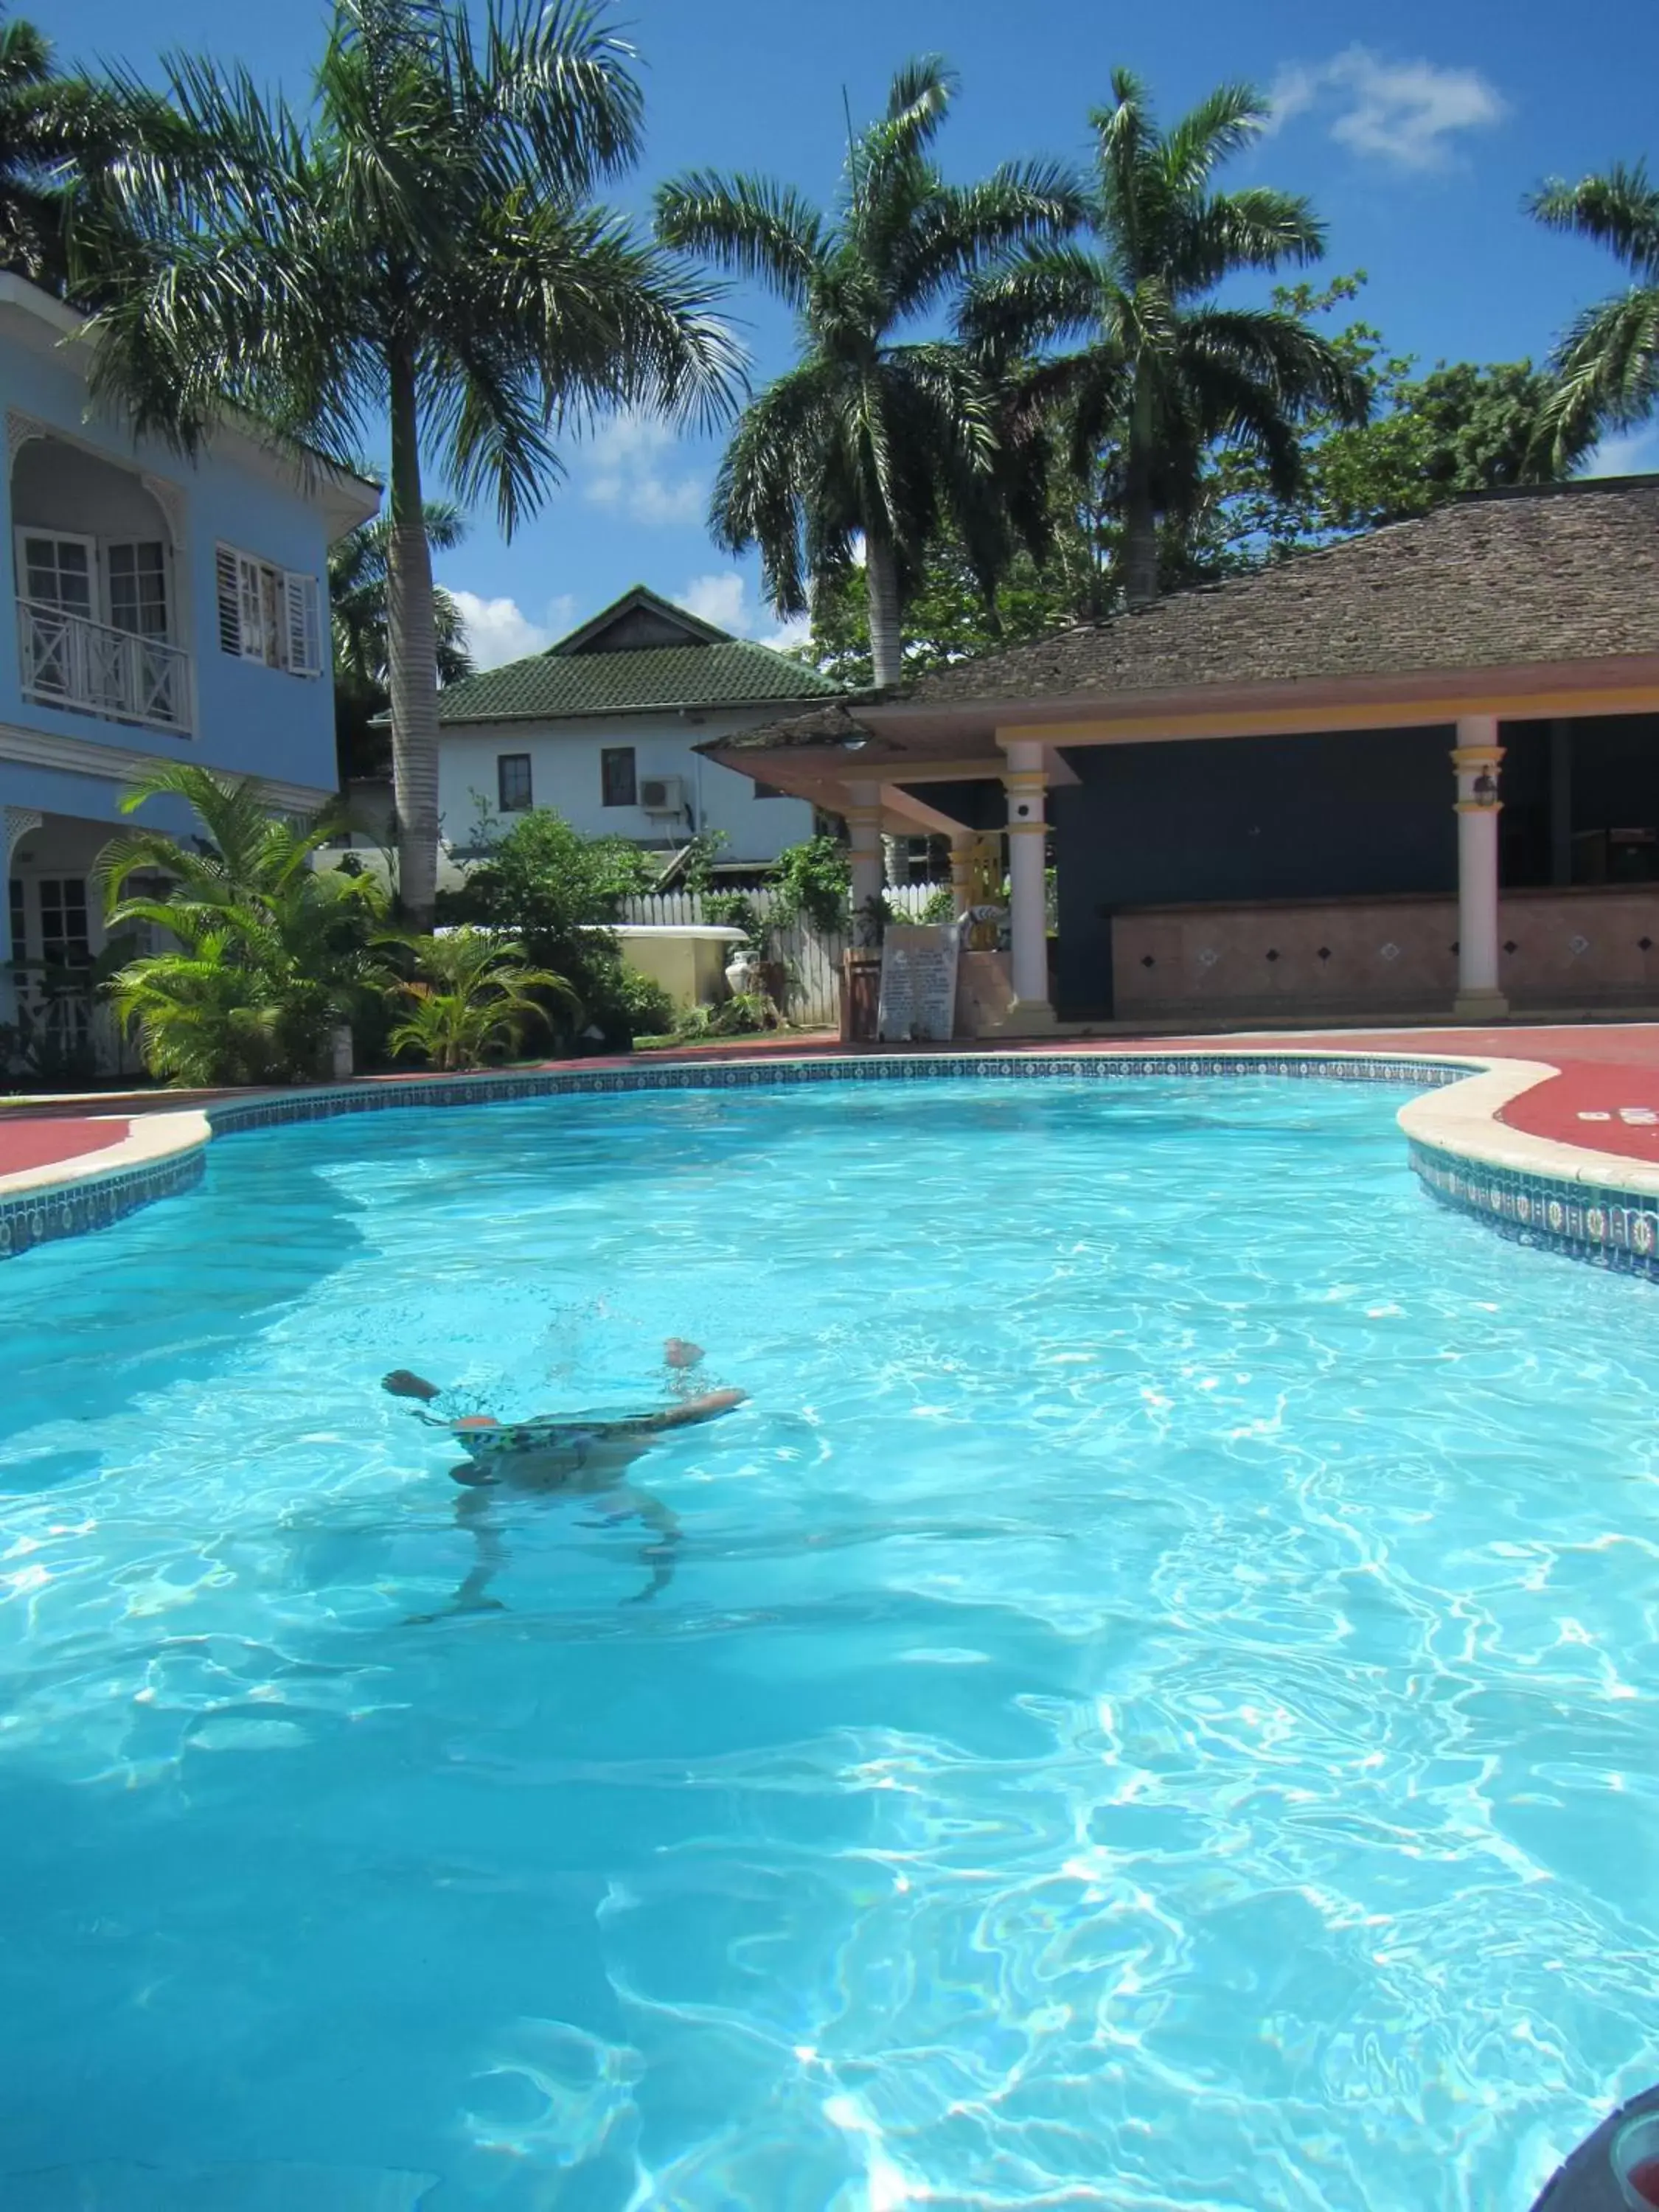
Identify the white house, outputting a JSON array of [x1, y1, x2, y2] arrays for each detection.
[[0, 272, 380, 1072], [434, 585, 841, 866]]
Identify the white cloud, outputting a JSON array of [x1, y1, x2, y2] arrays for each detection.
[[581, 412, 705, 527], [1584, 425, 1659, 479], [675, 571, 811, 655], [677, 571, 748, 633], [446, 588, 578, 669], [1267, 49, 1506, 171]]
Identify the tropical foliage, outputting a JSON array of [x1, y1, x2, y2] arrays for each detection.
[[97, 765, 387, 1085], [73, 0, 742, 928], [1530, 161, 1659, 461], [386, 928, 576, 1070], [656, 58, 1079, 687], [961, 70, 1368, 608]]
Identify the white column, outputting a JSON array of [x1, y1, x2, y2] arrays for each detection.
[[1452, 717, 1508, 1019], [1001, 741, 1054, 1028], [842, 781, 885, 928]]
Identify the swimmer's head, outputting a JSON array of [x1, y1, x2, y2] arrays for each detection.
[[664, 1338, 704, 1371]]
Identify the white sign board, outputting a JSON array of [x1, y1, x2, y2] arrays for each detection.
[[877, 922, 961, 1043]]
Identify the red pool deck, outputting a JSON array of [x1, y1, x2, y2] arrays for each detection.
[[6, 1023, 1659, 1183]]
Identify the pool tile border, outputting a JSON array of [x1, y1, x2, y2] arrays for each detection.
[[3, 1046, 1654, 1281]]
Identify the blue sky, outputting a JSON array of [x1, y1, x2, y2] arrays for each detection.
[[46, 0, 1659, 667]]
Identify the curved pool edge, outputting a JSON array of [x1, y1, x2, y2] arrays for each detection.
[[4, 1046, 1658, 1277]]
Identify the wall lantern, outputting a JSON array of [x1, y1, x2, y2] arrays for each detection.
[[1472, 769, 1498, 808]]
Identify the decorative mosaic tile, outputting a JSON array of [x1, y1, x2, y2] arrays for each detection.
[[1408, 1138, 1659, 1282]]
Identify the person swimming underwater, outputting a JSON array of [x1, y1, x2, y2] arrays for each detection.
[[383, 1339, 745, 1607]]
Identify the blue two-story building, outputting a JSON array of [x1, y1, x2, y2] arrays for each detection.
[[0, 274, 379, 1072]]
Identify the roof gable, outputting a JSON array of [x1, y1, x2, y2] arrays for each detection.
[[553, 584, 729, 656]]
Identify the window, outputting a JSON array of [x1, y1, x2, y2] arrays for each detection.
[[601, 746, 637, 807], [38, 877, 90, 968], [16, 531, 94, 620], [7, 877, 24, 960], [498, 754, 532, 813], [107, 542, 170, 639], [215, 544, 323, 675]]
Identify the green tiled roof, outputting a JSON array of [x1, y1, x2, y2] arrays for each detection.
[[437, 638, 840, 724]]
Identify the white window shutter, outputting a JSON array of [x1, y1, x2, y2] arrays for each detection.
[[283, 571, 322, 677], [237, 554, 267, 662], [215, 546, 243, 656]]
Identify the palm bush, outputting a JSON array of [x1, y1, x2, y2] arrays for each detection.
[[386, 930, 577, 1071], [656, 59, 1079, 686], [74, 0, 741, 928], [98, 764, 388, 1085], [961, 71, 1367, 606]]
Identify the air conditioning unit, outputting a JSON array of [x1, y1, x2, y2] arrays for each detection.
[[639, 776, 685, 814]]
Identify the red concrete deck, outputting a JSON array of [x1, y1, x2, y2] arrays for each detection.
[[0, 1116, 130, 1175], [7, 1023, 1659, 1182]]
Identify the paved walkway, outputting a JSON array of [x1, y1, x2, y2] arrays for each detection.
[[7, 1023, 1659, 1182]]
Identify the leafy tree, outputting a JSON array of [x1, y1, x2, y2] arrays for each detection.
[[961, 69, 1367, 606], [1529, 160, 1659, 461], [768, 834, 852, 935], [655, 58, 1080, 687], [330, 502, 473, 784], [75, 0, 741, 930], [386, 928, 576, 1070], [1186, 277, 1579, 566], [439, 805, 656, 1044], [97, 764, 388, 1085], [806, 529, 1070, 686]]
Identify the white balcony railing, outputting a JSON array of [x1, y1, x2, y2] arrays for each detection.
[[17, 597, 191, 734]]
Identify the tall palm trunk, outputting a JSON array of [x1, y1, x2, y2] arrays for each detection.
[[864, 526, 904, 690], [386, 348, 441, 931], [1121, 378, 1159, 609]]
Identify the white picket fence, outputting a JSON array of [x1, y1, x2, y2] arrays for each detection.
[[619, 884, 941, 1028]]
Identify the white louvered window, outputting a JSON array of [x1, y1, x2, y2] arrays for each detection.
[[215, 543, 324, 676]]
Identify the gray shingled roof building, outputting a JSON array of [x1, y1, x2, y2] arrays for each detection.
[[702, 481, 1659, 1030]]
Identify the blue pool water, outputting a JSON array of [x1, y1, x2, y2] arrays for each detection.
[[2, 1074, 1658, 2211]]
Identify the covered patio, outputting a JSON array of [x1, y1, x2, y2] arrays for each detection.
[[704, 476, 1659, 1034]]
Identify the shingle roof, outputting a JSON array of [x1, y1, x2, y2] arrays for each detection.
[[435, 580, 841, 725], [709, 700, 887, 754], [905, 476, 1659, 709], [712, 479, 1659, 762]]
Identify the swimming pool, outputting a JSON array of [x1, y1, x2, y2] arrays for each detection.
[[1, 1072, 1656, 2210]]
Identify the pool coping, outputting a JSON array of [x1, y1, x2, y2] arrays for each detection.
[[3, 1046, 1658, 1276]]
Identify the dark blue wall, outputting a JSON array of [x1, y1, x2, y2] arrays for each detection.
[[1051, 726, 1458, 1015]]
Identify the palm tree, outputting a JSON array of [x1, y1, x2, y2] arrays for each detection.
[[74, 0, 742, 930], [386, 928, 577, 1070], [961, 71, 1368, 608], [330, 502, 473, 782], [97, 763, 388, 1084], [656, 59, 1081, 689], [0, 11, 128, 293], [331, 504, 473, 698], [1529, 161, 1659, 462]]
